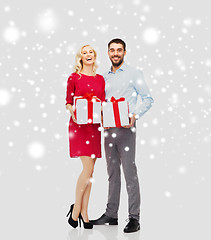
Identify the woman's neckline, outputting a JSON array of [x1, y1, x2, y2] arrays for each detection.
[[80, 73, 95, 77]]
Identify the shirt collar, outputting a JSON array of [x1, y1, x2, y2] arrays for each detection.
[[108, 62, 127, 74]]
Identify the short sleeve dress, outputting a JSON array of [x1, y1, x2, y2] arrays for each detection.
[[65, 73, 105, 158]]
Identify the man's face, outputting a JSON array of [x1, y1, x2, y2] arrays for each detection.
[[108, 43, 126, 67]]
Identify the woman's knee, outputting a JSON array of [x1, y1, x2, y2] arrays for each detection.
[[80, 156, 95, 176], [83, 164, 95, 177]]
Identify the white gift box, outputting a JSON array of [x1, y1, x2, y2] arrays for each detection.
[[74, 96, 101, 124], [102, 97, 129, 128]]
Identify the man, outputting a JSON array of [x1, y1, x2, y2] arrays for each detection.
[[91, 38, 154, 233]]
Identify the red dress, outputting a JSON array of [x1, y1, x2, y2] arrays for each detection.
[[66, 73, 105, 158]]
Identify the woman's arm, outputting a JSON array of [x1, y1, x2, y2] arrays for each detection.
[[65, 74, 77, 123]]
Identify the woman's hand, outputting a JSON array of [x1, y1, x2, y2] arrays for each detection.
[[66, 104, 77, 123]]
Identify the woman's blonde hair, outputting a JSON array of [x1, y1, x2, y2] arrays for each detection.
[[74, 45, 98, 76]]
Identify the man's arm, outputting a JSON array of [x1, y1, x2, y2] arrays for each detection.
[[133, 70, 154, 119]]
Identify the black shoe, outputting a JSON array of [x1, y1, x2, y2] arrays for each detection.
[[123, 218, 140, 233], [66, 204, 78, 228], [79, 213, 93, 229], [90, 214, 118, 225]]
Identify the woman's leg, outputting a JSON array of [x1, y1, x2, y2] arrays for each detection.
[[72, 156, 95, 221], [81, 158, 96, 221]]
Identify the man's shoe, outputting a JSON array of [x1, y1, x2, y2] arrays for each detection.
[[123, 218, 140, 233], [90, 214, 118, 225]]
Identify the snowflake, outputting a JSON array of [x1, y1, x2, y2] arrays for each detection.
[[178, 166, 187, 174], [69, 132, 74, 139], [142, 27, 160, 45], [37, 9, 58, 32], [151, 138, 159, 146], [0, 89, 11, 106], [98, 127, 103, 131], [13, 121, 20, 127], [183, 18, 193, 27], [104, 131, 108, 137], [133, 0, 141, 5], [41, 128, 46, 133], [131, 127, 136, 133], [125, 147, 130, 151], [165, 191, 172, 198], [42, 113, 47, 118], [8, 142, 14, 147], [35, 165, 42, 171], [68, 10, 74, 16], [4, 6, 11, 12], [3, 26, 20, 43], [112, 133, 117, 138], [152, 118, 158, 125], [82, 30, 88, 36], [28, 142, 45, 159], [89, 177, 95, 183]]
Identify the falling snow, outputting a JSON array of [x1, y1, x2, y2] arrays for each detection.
[[28, 142, 45, 159], [124, 146, 130, 151], [142, 27, 160, 45], [0, 1, 210, 239], [0, 89, 11, 105], [3, 26, 21, 44], [36, 9, 59, 32]]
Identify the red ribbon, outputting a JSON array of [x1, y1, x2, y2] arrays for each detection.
[[110, 96, 125, 103], [75, 93, 101, 124], [110, 97, 125, 128], [84, 93, 94, 100]]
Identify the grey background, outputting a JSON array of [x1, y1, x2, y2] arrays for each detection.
[[0, 0, 210, 239]]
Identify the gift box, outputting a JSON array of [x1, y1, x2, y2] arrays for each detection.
[[102, 96, 129, 128], [74, 93, 101, 124]]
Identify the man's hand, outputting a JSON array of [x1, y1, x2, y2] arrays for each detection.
[[123, 114, 137, 128]]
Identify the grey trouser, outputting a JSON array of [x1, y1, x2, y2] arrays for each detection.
[[104, 125, 140, 220]]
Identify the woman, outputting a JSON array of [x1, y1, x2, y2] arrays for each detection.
[[65, 45, 105, 229]]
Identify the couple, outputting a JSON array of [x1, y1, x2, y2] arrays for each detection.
[[65, 38, 154, 233]]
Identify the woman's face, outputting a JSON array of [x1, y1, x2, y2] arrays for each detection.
[[81, 46, 95, 66]]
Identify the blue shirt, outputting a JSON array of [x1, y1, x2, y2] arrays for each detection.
[[103, 62, 154, 119]]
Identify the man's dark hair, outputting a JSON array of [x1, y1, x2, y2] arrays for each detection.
[[108, 38, 126, 51]]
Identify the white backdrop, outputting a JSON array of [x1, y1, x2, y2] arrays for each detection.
[[0, 0, 210, 239]]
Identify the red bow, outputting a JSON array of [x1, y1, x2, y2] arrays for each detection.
[[75, 93, 101, 124], [84, 93, 95, 101], [110, 96, 125, 103], [110, 96, 125, 128]]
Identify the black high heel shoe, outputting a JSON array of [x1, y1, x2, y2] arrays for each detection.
[[79, 213, 93, 229], [66, 204, 78, 228]]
